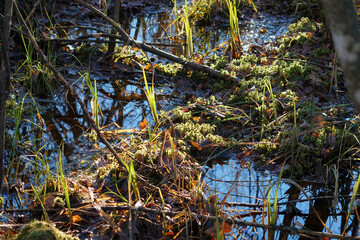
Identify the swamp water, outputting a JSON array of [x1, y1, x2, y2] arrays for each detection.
[[6, 3, 360, 239]]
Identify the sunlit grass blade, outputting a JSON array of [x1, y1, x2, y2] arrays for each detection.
[[142, 67, 158, 125], [57, 152, 72, 223], [129, 159, 140, 202], [184, 0, 193, 59], [84, 71, 103, 133], [31, 184, 49, 222], [225, 0, 242, 58], [267, 163, 284, 240], [248, 0, 258, 12], [342, 173, 360, 235]]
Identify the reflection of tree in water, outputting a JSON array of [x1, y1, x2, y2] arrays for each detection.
[[277, 171, 357, 239]]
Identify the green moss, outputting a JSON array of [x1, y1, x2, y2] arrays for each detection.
[[175, 122, 224, 143], [256, 139, 277, 154], [230, 54, 258, 72], [209, 55, 228, 71], [288, 17, 316, 32], [296, 143, 313, 159], [12, 220, 78, 240], [168, 107, 192, 121], [155, 63, 183, 76], [279, 32, 314, 51], [175, 122, 214, 141]]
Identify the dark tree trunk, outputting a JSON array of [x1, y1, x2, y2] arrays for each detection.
[[0, 0, 13, 194], [320, 0, 360, 112]]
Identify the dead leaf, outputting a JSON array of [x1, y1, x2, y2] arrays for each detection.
[[188, 140, 202, 151], [140, 118, 147, 130], [311, 131, 320, 138], [312, 115, 325, 127], [306, 32, 313, 38], [72, 215, 82, 223], [144, 63, 152, 71]]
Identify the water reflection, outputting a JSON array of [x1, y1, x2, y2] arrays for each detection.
[[204, 159, 360, 238]]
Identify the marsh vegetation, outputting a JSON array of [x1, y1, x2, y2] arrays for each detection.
[[1, 0, 360, 239]]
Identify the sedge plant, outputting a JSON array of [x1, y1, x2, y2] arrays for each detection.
[[84, 71, 103, 135], [225, 0, 242, 58], [7, 94, 26, 181], [57, 151, 72, 223], [183, 0, 194, 59], [265, 77, 278, 126], [128, 159, 140, 203], [142, 67, 159, 125], [267, 163, 284, 240], [170, 0, 193, 59], [342, 173, 360, 235]]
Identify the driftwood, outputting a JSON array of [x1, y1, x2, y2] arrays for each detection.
[[74, 0, 242, 84]]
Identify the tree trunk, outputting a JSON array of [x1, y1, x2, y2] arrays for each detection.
[[320, 0, 360, 112], [0, 0, 14, 194]]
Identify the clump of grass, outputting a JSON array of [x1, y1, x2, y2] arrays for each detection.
[[142, 67, 159, 125], [57, 152, 72, 223], [266, 164, 284, 240], [225, 0, 242, 58], [183, 0, 194, 59], [83, 70, 102, 135]]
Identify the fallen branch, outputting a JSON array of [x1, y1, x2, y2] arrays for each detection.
[[74, 0, 242, 84]]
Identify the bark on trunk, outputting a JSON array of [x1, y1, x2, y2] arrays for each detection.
[[0, 0, 14, 195], [320, 0, 360, 112]]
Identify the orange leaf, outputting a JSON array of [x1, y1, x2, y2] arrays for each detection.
[[193, 116, 201, 122], [311, 131, 320, 138], [145, 63, 152, 71], [140, 118, 147, 130], [312, 115, 325, 127], [72, 215, 82, 223], [188, 140, 202, 151]]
